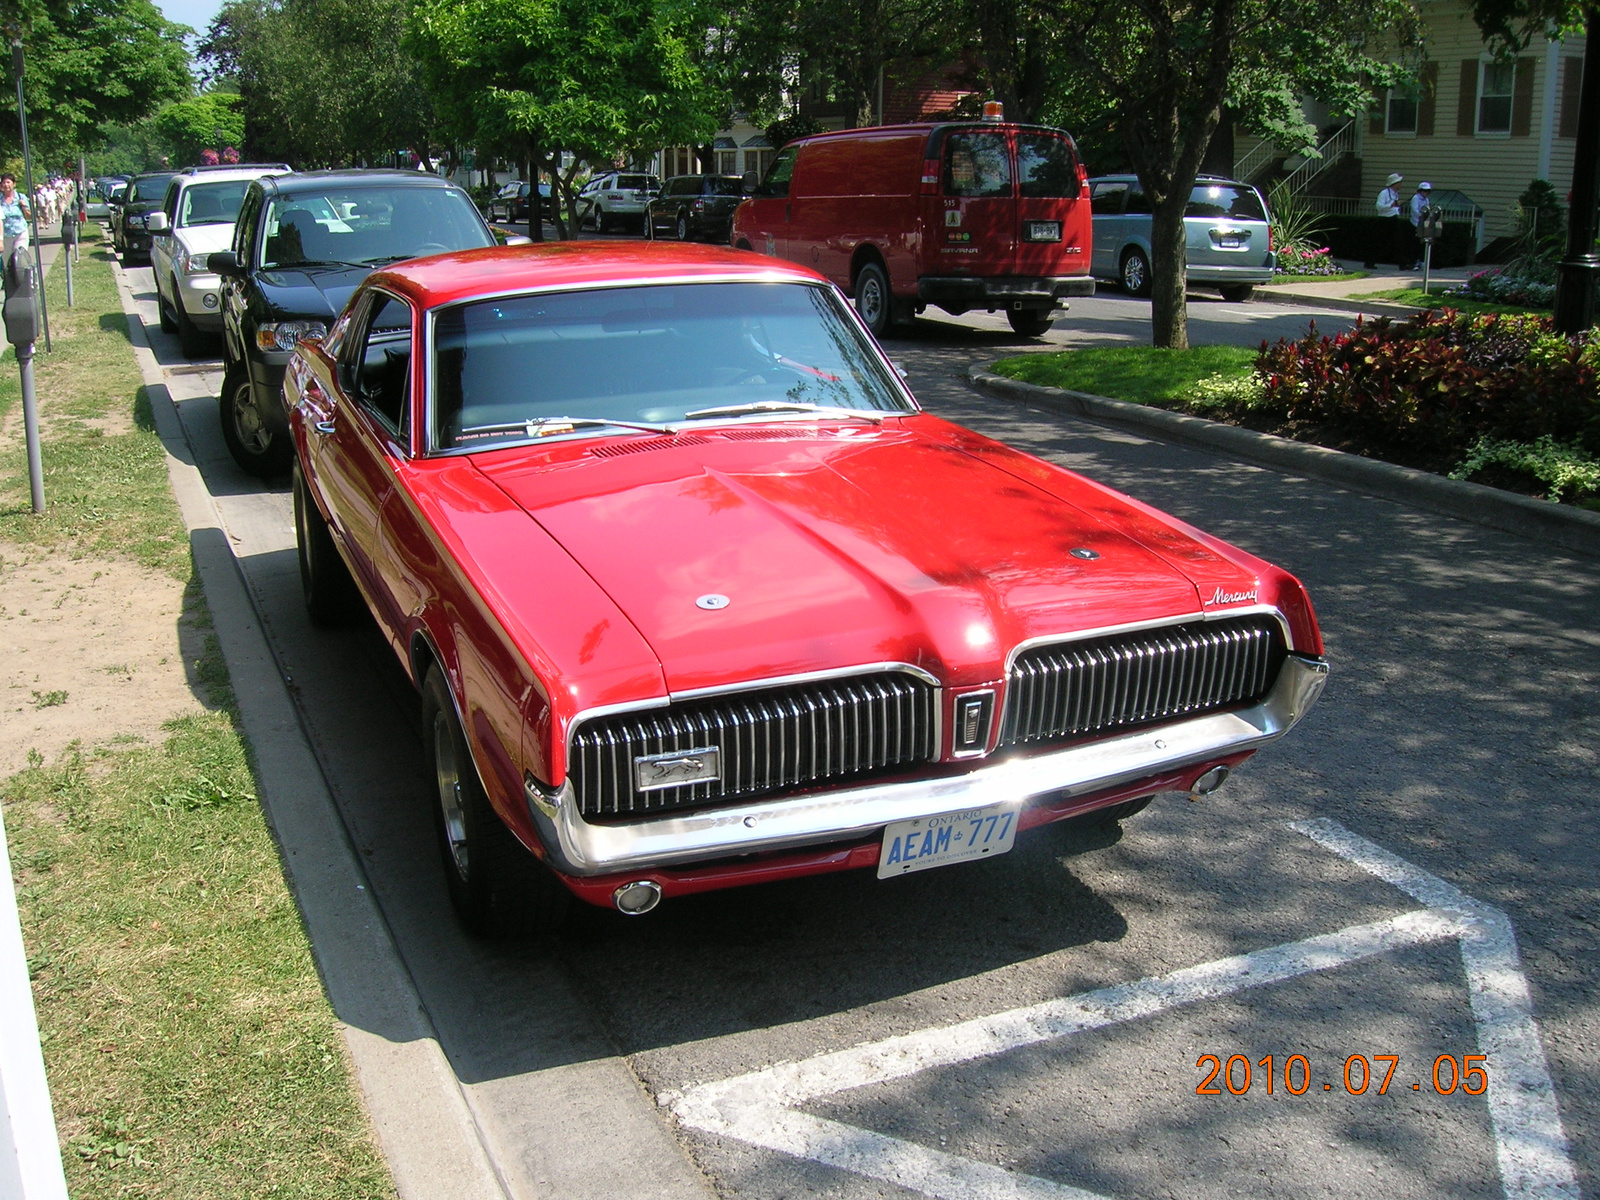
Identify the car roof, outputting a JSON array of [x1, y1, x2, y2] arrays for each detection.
[[258, 169, 464, 195], [1088, 173, 1255, 187], [369, 242, 829, 310], [174, 166, 289, 187]]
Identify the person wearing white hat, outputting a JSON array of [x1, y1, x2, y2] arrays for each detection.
[[1408, 181, 1433, 269], [1372, 172, 1406, 268]]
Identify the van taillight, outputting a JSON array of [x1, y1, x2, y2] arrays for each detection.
[[1075, 162, 1088, 196], [921, 159, 940, 194], [1268, 223, 1275, 252]]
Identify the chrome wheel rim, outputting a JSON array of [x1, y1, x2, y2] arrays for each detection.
[[433, 713, 470, 879], [1123, 254, 1147, 293], [858, 273, 885, 327], [677, 215, 688, 240], [230, 381, 273, 455]]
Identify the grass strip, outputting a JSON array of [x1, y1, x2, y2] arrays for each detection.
[[0, 233, 189, 577], [3, 228, 395, 1198], [1350, 285, 1550, 317], [991, 344, 1256, 406], [1271, 270, 1369, 283]]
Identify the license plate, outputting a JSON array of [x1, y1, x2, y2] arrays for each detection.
[[1024, 220, 1062, 242], [878, 803, 1018, 879]]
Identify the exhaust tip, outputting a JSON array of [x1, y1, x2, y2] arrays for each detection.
[[613, 879, 663, 915], [1190, 766, 1231, 796]]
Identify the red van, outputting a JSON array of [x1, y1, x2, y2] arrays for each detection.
[[731, 118, 1093, 337]]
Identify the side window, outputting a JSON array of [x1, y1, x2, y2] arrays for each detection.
[[1124, 184, 1151, 215], [233, 190, 260, 258], [348, 293, 413, 435], [755, 147, 797, 198], [1090, 181, 1128, 215], [163, 180, 180, 219], [943, 131, 1011, 198]]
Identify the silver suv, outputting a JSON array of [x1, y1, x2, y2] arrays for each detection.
[[149, 164, 290, 355], [576, 172, 659, 233], [1088, 174, 1275, 301]]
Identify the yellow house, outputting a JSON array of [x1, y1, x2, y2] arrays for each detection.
[[1239, 0, 1586, 244]]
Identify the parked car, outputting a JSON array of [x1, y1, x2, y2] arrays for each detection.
[[485, 179, 552, 223], [111, 172, 178, 260], [149, 164, 291, 357], [282, 239, 1328, 935], [1088, 173, 1275, 301], [733, 117, 1095, 338], [576, 171, 659, 233], [645, 174, 745, 242], [209, 169, 497, 476]]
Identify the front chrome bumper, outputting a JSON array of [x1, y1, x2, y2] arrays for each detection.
[[526, 653, 1328, 876]]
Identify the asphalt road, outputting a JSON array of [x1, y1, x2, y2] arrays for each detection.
[[124, 257, 1596, 1200]]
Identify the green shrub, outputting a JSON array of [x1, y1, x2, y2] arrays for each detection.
[[1449, 434, 1600, 503], [1255, 309, 1600, 459], [1188, 371, 1267, 412]]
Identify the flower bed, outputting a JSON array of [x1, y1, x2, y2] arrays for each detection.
[[1273, 245, 1347, 277], [1443, 269, 1555, 309]]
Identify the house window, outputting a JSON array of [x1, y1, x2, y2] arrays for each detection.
[[1478, 60, 1515, 133], [717, 150, 738, 175], [1386, 89, 1418, 135]]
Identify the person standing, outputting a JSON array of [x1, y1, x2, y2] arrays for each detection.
[[0, 173, 31, 259], [1374, 171, 1405, 268], [1408, 181, 1433, 269]]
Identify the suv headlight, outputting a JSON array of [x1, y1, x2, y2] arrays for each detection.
[[127, 213, 147, 229], [256, 320, 328, 352], [178, 251, 213, 275]]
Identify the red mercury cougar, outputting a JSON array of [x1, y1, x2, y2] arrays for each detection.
[[284, 242, 1328, 936]]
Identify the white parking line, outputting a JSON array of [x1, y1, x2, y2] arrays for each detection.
[[666, 819, 1579, 1200]]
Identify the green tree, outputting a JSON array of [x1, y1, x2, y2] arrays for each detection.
[[407, 0, 722, 237], [149, 91, 246, 166], [0, 0, 191, 161]]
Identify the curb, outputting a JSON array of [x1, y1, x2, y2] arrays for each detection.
[[1253, 288, 1426, 319], [966, 365, 1600, 560], [107, 248, 511, 1200]]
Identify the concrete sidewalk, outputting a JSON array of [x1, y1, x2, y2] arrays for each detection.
[[1256, 259, 1482, 317]]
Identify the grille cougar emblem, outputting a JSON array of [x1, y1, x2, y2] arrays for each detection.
[[634, 747, 722, 791]]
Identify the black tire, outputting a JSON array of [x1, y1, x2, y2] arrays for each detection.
[[421, 667, 570, 938], [676, 212, 690, 241], [853, 260, 892, 337], [1219, 284, 1255, 302], [157, 283, 177, 333], [644, 211, 655, 240], [1121, 248, 1151, 297], [596, 207, 610, 234], [174, 287, 209, 358], [219, 363, 292, 477], [292, 459, 360, 626], [1007, 308, 1055, 337]]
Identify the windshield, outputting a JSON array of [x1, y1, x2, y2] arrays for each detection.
[[179, 180, 249, 227], [260, 186, 491, 268], [707, 177, 744, 196], [129, 175, 176, 204], [431, 281, 913, 452], [1185, 184, 1267, 221]]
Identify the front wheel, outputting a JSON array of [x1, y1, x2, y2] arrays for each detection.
[[854, 261, 892, 337], [421, 667, 570, 938], [157, 283, 178, 333], [292, 459, 360, 626], [676, 212, 690, 241], [219, 363, 292, 477], [1007, 308, 1055, 337], [174, 286, 209, 358], [1121, 249, 1151, 297], [1219, 284, 1255, 302]]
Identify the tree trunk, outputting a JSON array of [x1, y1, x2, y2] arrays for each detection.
[[525, 139, 543, 242], [1148, 197, 1189, 349]]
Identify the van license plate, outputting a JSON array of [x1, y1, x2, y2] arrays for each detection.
[[1024, 221, 1062, 242], [878, 804, 1018, 878]]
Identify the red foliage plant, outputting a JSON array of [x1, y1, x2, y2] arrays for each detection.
[[1255, 310, 1600, 458]]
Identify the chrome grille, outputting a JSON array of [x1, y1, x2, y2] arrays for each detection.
[[999, 616, 1285, 749], [570, 672, 938, 820]]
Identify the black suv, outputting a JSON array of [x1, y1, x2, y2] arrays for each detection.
[[645, 175, 745, 243], [113, 172, 178, 260], [210, 170, 496, 475]]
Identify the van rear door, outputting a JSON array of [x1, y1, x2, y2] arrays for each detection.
[[1014, 131, 1089, 280], [930, 127, 1015, 278]]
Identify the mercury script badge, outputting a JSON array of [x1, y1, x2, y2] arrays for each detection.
[[634, 746, 722, 791], [1209, 586, 1259, 605]]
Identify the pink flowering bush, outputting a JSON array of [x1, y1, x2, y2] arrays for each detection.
[[1274, 245, 1347, 277]]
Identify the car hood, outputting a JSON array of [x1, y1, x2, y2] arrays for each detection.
[[471, 417, 1264, 695], [175, 225, 235, 256], [257, 265, 370, 320]]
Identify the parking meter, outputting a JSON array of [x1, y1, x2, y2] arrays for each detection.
[[4, 246, 38, 346], [60, 208, 77, 244], [1418, 205, 1445, 244]]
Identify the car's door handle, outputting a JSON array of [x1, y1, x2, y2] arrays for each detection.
[[314, 419, 336, 436]]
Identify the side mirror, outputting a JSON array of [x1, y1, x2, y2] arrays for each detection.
[[742, 171, 758, 195], [146, 211, 169, 234], [207, 250, 244, 277], [503, 234, 532, 246]]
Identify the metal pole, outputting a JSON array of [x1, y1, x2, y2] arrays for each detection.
[[63, 223, 71, 305], [1422, 238, 1432, 296], [18, 340, 42, 512], [11, 41, 49, 352], [1554, 4, 1600, 331]]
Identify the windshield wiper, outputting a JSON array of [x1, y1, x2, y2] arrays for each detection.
[[362, 254, 430, 266], [457, 416, 677, 439], [277, 259, 368, 271], [683, 400, 883, 422]]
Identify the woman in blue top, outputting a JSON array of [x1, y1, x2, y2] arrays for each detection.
[[0, 173, 31, 259]]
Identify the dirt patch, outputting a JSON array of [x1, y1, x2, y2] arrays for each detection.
[[0, 542, 210, 775]]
